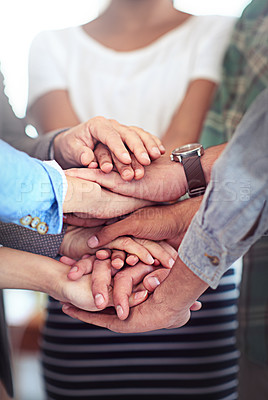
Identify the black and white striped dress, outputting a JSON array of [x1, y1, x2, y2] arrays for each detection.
[[40, 267, 240, 400]]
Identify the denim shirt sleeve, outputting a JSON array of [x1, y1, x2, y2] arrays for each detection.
[[0, 140, 65, 234], [178, 88, 268, 289]]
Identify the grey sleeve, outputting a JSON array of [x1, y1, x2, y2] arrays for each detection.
[[0, 69, 60, 160], [178, 88, 268, 288]]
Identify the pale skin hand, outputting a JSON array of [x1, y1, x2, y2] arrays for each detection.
[[62, 257, 207, 332], [0, 247, 107, 312], [59, 256, 149, 311], [0, 247, 147, 312], [63, 175, 152, 218]]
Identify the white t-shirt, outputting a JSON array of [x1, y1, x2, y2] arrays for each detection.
[[28, 15, 235, 138]]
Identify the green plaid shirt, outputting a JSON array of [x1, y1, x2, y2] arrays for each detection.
[[200, 0, 268, 367], [200, 0, 268, 148]]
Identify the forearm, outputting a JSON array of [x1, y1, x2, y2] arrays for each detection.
[[179, 89, 268, 288], [161, 79, 217, 154], [0, 247, 67, 295], [0, 247, 101, 311]]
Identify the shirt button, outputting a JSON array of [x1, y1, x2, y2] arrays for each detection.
[[36, 222, 48, 235], [30, 217, 41, 229], [204, 253, 220, 266], [20, 215, 33, 226]]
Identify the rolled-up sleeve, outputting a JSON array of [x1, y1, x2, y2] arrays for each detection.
[[178, 88, 268, 288]]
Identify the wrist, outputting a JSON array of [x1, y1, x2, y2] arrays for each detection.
[[63, 176, 99, 214], [201, 144, 226, 184], [168, 143, 226, 199], [173, 197, 202, 233], [53, 129, 70, 169], [159, 154, 188, 200], [156, 256, 208, 309]]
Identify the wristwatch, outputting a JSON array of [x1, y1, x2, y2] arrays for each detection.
[[170, 143, 206, 197]]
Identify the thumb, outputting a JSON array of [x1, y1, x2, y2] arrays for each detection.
[[78, 145, 95, 166], [66, 138, 94, 167]]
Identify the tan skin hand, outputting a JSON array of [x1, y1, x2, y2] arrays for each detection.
[[65, 154, 188, 203], [86, 198, 203, 250], [60, 225, 177, 268]]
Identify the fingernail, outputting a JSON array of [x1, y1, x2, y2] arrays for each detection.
[[160, 145, 166, 152], [152, 147, 161, 156], [62, 304, 71, 311], [102, 162, 113, 172], [112, 259, 124, 268], [169, 259, 175, 268], [87, 236, 99, 248], [122, 170, 133, 179], [95, 293, 105, 307], [134, 290, 148, 300], [141, 152, 150, 162], [122, 153, 131, 163], [147, 254, 155, 264], [69, 266, 79, 273], [116, 305, 124, 318], [134, 169, 143, 179], [147, 276, 160, 290]]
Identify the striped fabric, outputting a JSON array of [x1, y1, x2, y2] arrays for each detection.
[[41, 268, 239, 400]]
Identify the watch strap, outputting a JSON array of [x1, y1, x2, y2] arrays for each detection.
[[182, 155, 206, 197]]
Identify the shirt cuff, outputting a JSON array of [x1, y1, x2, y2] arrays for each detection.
[[178, 217, 242, 289], [43, 160, 68, 203]]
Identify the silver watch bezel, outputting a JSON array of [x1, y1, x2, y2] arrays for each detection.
[[170, 143, 204, 163]]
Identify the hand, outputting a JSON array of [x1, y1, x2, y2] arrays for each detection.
[[62, 257, 207, 332], [53, 116, 165, 172], [63, 175, 152, 218], [64, 144, 226, 200], [111, 265, 202, 320], [63, 237, 177, 306], [60, 256, 149, 311], [60, 225, 177, 267], [65, 154, 187, 202], [111, 263, 171, 320], [90, 142, 154, 181], [86, 198, 202, 250]]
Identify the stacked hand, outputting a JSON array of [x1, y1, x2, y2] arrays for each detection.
[[54, 116, 165, 179], [52, 116, 210, 332]]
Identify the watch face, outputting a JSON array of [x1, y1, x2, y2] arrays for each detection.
[[177, 143, 202, 153], [172, 143, 203, 156]]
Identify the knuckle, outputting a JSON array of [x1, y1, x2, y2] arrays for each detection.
[[120, 237, 133, 248], [113, 272, 128, 285]]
